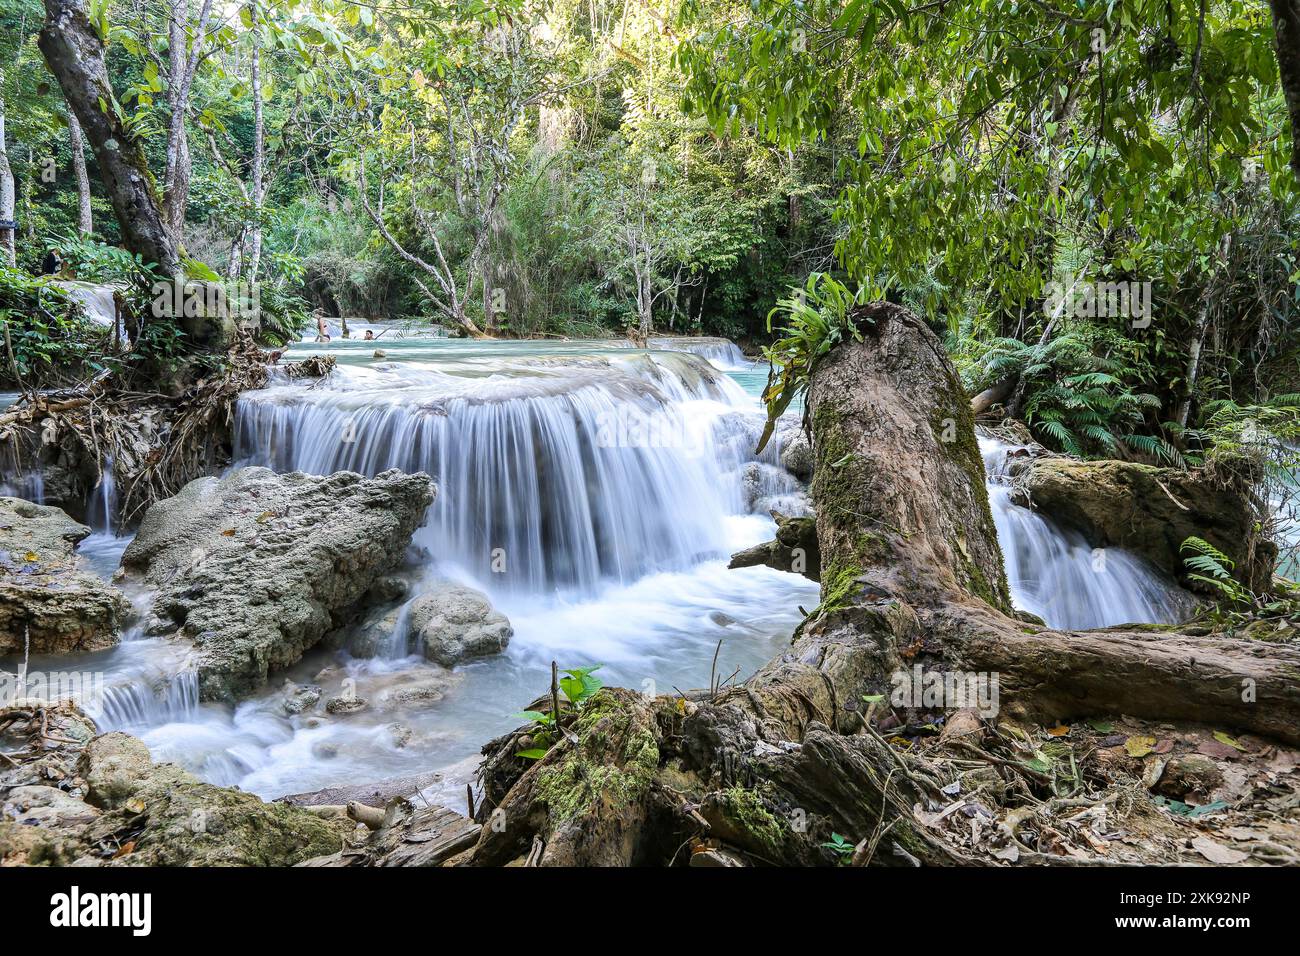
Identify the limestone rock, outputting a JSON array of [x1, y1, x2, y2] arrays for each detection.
[[776, 421, 814, 481], [1021, 457, 1274, 590], [407, 582, 512, 667], [0, 497, 128, 655], [120, 467, 434, 701]]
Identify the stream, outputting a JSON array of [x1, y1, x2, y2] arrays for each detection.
[[3, 333, 1194, 802]]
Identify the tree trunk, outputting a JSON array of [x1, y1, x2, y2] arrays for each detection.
[[162, 0, 215, 238], [0, 109, 15, 267], [39, 0, 179, 278], [246, 38, 264, 280], [1271, 0, 1300, 180], [68, 108, 92, 235]]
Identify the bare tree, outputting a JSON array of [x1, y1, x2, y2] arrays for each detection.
[[67, 109, 92, 235], [161, 0, 216, 238], [0, 102, 15, 267]]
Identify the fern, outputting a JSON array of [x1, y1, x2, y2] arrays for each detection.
[[1180, 536, 1252, 607]]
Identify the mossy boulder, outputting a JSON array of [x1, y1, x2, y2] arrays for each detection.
[[0, 497, 128, 655], [1022, 457, 1274, 591], [2, 722, 351, 866]]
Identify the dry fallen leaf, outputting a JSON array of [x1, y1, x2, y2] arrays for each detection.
[[1047, 725, 1070, 737], [1213, 731, 1246, 752], [220, 529, 236, 536], [1125, 735, 1156, 758], [1190, 836, 1248, 865]]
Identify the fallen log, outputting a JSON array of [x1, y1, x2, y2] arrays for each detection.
[[727, 511, 820, 580]]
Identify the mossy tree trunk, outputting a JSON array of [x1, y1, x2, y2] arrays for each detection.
[[39, 0, 179, 279]]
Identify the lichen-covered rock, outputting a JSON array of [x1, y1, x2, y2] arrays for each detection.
[[407, 582, 512, 667], [120, 467, 434, 701], [1021, 457, 1275, 590], [1, 705, 350, 866], [72, 734, 348, 865], [0, 497, 128, 655]]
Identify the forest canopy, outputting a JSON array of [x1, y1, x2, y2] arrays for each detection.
[[0, 0, 1297, 457]]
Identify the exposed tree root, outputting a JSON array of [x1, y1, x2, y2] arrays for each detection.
[[0, 335, 326, 525]]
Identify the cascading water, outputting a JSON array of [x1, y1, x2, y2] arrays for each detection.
[[980, 435, 1193, 629], [235, 349, 777, 596], [86, 456, 118, 536], [0, 338, 815, 799]]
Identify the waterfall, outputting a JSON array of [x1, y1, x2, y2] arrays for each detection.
[[643, 337, 751, 371], [980, 436, 1192, 629], [234, 351, 778, 597], [86, 455, 118, 535]]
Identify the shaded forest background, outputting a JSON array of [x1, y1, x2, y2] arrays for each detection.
[[1, 0, 1299, 461]]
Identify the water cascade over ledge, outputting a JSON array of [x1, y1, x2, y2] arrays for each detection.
[[979, 435, 1193, 630]]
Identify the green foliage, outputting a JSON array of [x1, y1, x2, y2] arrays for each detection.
[[820, 832, 855, 863], [1180, 536, 1251, 606], [47, 232, 148, 285], [512, 664, 605, 761], [758, 272, 868, 451], [0, 268, 106, 385], [969, 329, 1174, 460], [679, 0, 1300, 446]]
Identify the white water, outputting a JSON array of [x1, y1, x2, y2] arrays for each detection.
[[235, 350, 775, 596], [980, 436, 1192, 629], [3, 338, 814, 800]]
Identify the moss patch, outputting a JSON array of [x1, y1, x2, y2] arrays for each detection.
[[720, 786, 787, 856], [535, 690, 660, 823]]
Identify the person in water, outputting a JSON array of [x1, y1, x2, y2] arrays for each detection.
[[314, 310, 331, 343], [364, 329, 375, 341]]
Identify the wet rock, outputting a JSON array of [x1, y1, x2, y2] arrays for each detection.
[[387, 723, 413, 748], [349, 604, 404, 659], [1022, 457, 1274, 590], [776, 422, 814, 481], [366, 575, 410, 605], [281, 681, 321, 716], [374, 671, 462, 711], [120, 467, 434, 701], [407, 582, 512, 667], [325, 695, 368, 715], [0, 497, 128, 656]]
